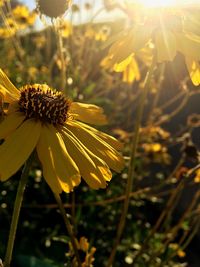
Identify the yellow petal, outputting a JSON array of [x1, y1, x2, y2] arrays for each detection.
[[109, 32, 135, 66], [78, 122, 124, 150], [70, 102, 108, 125], [36, 131, 62, 194], [114, 55, 133, 72], [176, 33, 200, 60], [155, 30, 177, 62], [122, 57, 140, 83], [183, 11, 200, 36], [0, 69, 20, 101], [66, 120, 125, 173], [109, 26, 151, 65], [185, 58, 200, 86], [0, 112, 25, 139], [38, 125, 81, 193], [62, 127, 111, 189], [0, 85, 18, 103], [0, 119, 41, 181]]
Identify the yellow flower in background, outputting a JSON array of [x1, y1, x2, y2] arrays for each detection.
[[115, 55, 140, 84], [0, 27, 15, 39], [79, 237, 89, 252], [177, 249, 186, 258], [0, 69, 124, 193], [27, 67, 38, 80], [142, 142, 171, 165], [95, 26, 110, 42], [102, 41, 153, 84], [12, 5, 36, 29], [0, 0, 6, 7], [71, 4, 80, 13], [194, 169, 200, 183], [0, 18, 17, 39], [69, 237, 96, 267], [185, 58, 200, 86], [102, 54, 140, 84], [32, 35, 46, 49], [105, 6, 200, 85], [0, 5, 36, 39], [169, 243, 186, 258], [59, 20, 73, 38], [84, 26, 96, 39]]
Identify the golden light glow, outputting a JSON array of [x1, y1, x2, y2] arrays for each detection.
[[139, 0, 176, 8]]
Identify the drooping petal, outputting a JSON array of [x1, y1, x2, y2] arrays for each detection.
[[0, 112, 25, 139], [37, 125, 81, 192], [0, 119, 41, 181], [176, 33, 200, 60], [66, 120, 125, 173], [113, 55, 133, 72], [122, 57, 141, 83], [109, 25, 151, 66], [36, 130, 62, 194], [185, 58, 200, 86], [62, 127, 112, 189], [108, 31, 136, 66], [70, 102, 107, 125], [77, 122, 124, 150], [0, 69, 20, 101], [155, 30, 177, 62]]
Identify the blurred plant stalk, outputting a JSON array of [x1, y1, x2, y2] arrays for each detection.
[[106, 55, 157, 267], [4, 155, 34, 267]]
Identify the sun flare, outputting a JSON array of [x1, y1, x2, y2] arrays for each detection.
[[139, 0, 176, 8]]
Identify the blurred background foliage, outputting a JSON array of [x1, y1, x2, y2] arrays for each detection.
[[0, 0, 200, 266]]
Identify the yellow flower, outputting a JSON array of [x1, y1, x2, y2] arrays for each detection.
[[0, 18, 17, 39], [59, 20, 73, 38], [0, 27, 15, 39], [106, 6, 200, 85], [0, 69, 124, 193], [32, 35, 46, 49], [79, 237, 89, 252], [71, 4, 80, 13], [194, 169, 200, 183], [95, 26, 110, 42], [12, 5, 36, 28], [0, 0, 6, 7], [84, 26, 96, 39], [116, 55, 140, 84], [27, 67, 38, 80], [177, 249, 186, 258], [142, 142, 171, 164], [101, 44, 152, 84]]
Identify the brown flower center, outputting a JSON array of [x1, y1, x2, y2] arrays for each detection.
[[18, 84, 71, 125], [37, 0, 71, 18]]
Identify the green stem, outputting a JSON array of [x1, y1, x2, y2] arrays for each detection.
[[106, 56, 156, 267], [53, 193, 82, 267], [55, 19, 67, 92], [4, 155, 33, 267]]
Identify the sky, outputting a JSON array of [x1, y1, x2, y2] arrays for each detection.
[[21, 0, 200, 24], [21, 0, 200, 9]]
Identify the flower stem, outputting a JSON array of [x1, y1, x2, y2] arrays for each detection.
[[55, 19, 67, 92], [4, 155, 33, 267], [53, 193, 82, 267], [106, 56, 156, 267]]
